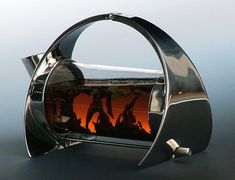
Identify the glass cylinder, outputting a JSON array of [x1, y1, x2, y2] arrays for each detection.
[[44, 60, 164, 147]]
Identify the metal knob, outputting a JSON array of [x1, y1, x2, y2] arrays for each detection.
[[166, 139, 192, 159]]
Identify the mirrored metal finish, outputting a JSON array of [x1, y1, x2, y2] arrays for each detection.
[[22, 13, 212, 166], [22, 53, 44, 76]]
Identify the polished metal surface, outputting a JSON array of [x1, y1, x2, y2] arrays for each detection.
[[175, 147, 192, 157], [23, 13, 212, 167], [166, 139, 180, 152]]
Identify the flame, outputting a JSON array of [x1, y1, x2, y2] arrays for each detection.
[[73, 89, 151, 133]]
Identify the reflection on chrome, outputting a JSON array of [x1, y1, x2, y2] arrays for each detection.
[[22, 13, 212, 167], [75, 62, 163, 74]]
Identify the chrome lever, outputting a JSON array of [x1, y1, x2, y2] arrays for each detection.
[[166, 139, 192, 159]]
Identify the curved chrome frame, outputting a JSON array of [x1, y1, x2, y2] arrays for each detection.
[[23, 13, 212, 167]]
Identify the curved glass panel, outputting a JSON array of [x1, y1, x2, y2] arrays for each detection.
[[44, 61, 164, 145]]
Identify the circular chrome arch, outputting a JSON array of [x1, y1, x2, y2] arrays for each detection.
[[23, 13, 212, 167]]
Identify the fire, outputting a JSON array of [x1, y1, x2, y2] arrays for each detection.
[[73, 90, 151, 133]]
